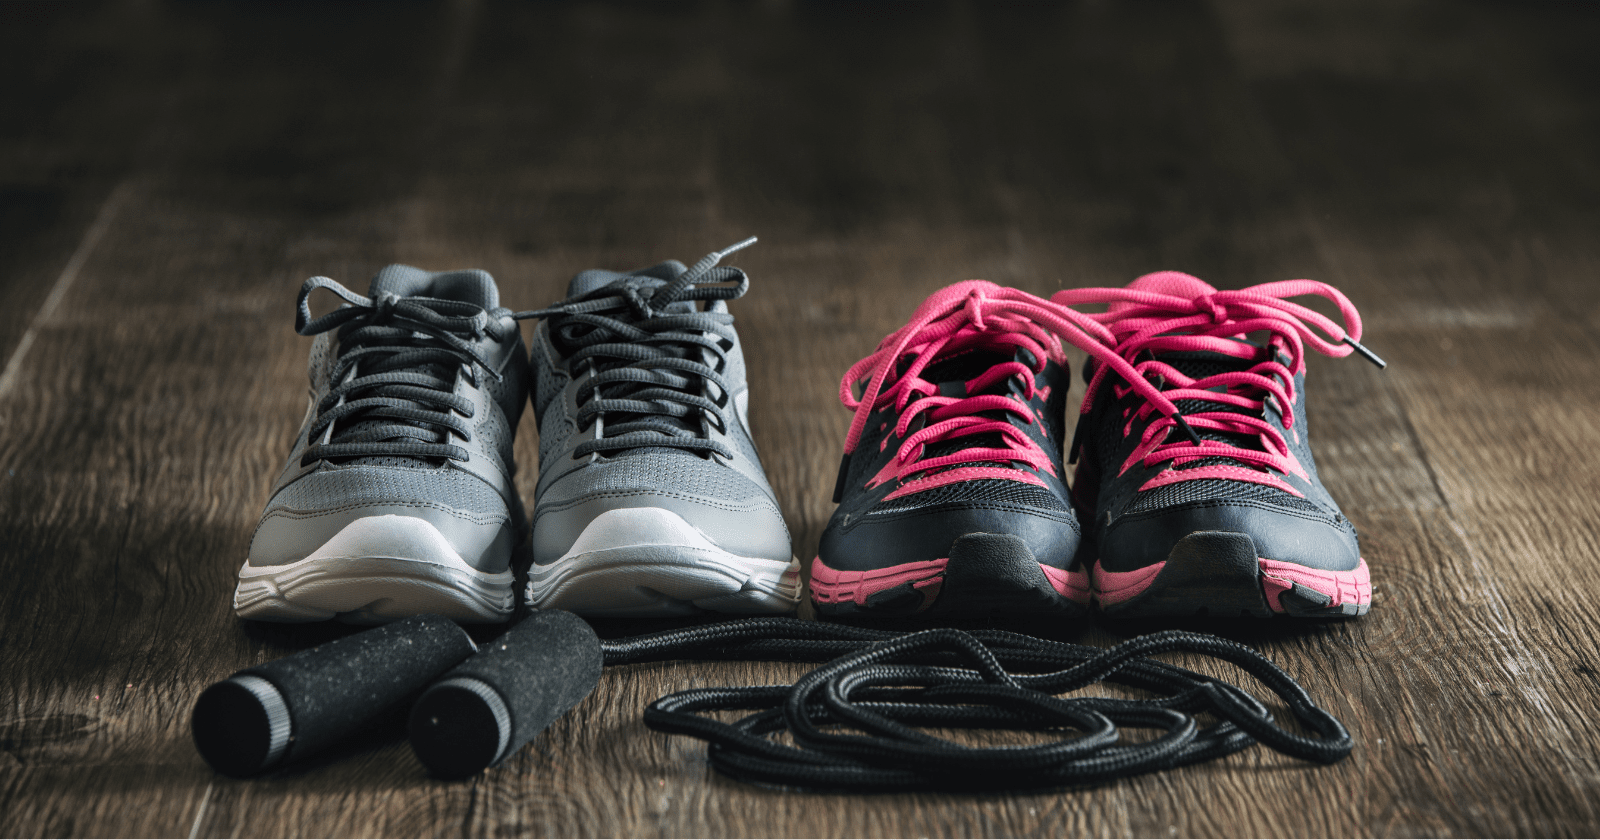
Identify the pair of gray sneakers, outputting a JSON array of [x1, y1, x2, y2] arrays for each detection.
[[233, 241, 799, 623]]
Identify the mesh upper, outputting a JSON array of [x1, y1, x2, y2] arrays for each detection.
[[265, 465, 508, 521], [298, 268, 526, 474], [338, 354, 520, 471], [542, 447, 773, 508], [532, 280, 776, 504], [869, 478, 1070, 516], [1123, 478, 1328, 518], [532, 332, 577, 465], [1088, 348, 1339, 525], [538, 410, 577, 469], [482, 351, 522, 412], [921, 348, 1003, 383], [1163, 354, 1236, 382], [307, 333, 336, 392], [532, 331, 567, 415], [1163, 352, 1261, 454], [266, 269, 524, 542], [472, 394, 514, 464], [729, 404, 765, 470], [531, 260, 784, 525], [1094, 348, 1299, 498], [1095, 396, 1132, 468]]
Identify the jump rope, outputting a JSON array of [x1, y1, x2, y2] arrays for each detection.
[[192, 610, 1352, 790]]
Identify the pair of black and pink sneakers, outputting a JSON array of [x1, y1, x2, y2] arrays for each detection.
[[813, 273, 1382, 621]]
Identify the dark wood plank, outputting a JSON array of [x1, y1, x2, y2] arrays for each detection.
[[3, 0, 1600, 837], [1, 2, 499, 836], [1216, 1, 1600, 835], [0, 0, 192, 383]]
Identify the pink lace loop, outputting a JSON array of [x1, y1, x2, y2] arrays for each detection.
[[1053, 275, 1367, 476], [839, 282, 1191, 489]]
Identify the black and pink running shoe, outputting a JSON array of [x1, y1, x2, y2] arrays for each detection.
[[1054, 272, 1385, 619], [812, 281, 1183, 621]]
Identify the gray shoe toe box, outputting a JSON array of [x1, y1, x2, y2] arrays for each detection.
[[532, 490, 791, 564]]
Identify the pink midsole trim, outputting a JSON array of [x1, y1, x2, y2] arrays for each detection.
[[1091, 561, 1166, 605], [810, 556, 948, 605], [1260, 557, 1371, 612], [1038, 564, 1090, 603], [811, 555, 1084, 606], [1092, 556, 1372, 611]]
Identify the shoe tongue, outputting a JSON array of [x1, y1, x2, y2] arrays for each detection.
[[920, 347, 1011, 385], [1099, 274, 1269, 469], [1112, 271, 1217, 315], [566, 260, 691, 300], [556, 260, 706, 458], [338, 264, 498, 468], [369, 264, 499, 309], [913, 347, 1026, 462], [1127, 270, 1217, 297], [1157, 347, 1254, 382], [1154, 349, 1270, 465], [567, 269, 630, 298], [1118, 271, 1260, 422]]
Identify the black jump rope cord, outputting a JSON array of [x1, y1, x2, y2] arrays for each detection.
[[191, 613, 1351, 789], [601, 617, 1352, 791]]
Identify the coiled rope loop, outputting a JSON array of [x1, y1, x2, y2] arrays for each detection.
[[600, 618, 1351, 791]]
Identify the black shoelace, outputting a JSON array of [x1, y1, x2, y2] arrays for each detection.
[[294, 276, 524, 466], [512, 239, 756, 459], [603, 619, 1351, 791]]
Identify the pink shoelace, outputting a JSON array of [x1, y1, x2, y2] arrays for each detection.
[[1053, 274, 1384, 485], [837, 281, 1196, 495]]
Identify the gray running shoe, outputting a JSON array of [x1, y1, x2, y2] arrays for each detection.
[[522, 239, 799, 616], [234, 266, 531, 623]]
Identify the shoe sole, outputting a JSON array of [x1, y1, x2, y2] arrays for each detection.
[[525, 507, 801, 617], [812, 533, 1090, 621], [234, 515, 515, 624], [1094, 531, 1371, 618]]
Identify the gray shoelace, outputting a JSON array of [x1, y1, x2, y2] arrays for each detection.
[[294, 276, 521, 466], [514, 238, 757, 459]]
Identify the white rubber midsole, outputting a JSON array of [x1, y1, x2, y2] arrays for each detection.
[[527, 507, 800, 616], [235, 514, 514, 623]]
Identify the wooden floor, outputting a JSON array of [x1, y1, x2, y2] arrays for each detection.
[[3, 0, 1599, 836]]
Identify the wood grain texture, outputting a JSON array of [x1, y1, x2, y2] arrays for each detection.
[[3, 0, 1599, 836]]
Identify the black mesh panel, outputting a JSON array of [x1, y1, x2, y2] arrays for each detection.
[[870, 478, 1069, 515], [1123, 478, 1327, 518]]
